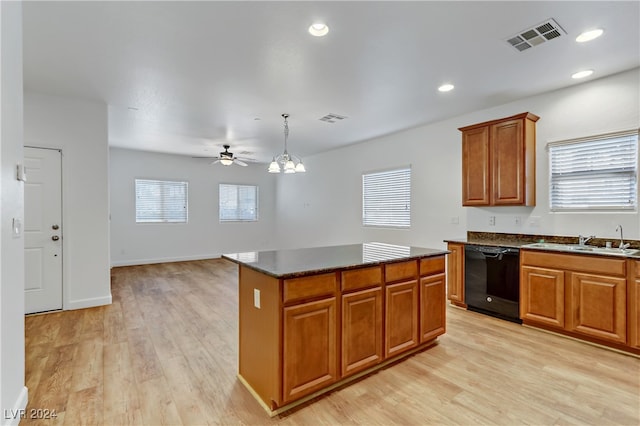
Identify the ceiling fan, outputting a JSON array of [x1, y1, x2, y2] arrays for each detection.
[[199, 145, 251, 167]]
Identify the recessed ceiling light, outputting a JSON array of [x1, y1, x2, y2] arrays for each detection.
[[438, 83, 455, 92], [576, 28, 604, 43], [308, 23, 329, 37], [572, 69, 594, 79]]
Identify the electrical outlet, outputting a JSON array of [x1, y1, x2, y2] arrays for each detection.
[[489, 216, 496, 226], [253, 288, 261, 309]]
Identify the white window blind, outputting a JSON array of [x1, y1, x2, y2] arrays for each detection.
[[549, 131, 638, 211], [362, 167, 411, 227], [219, 184, 258, 222], [135, 179, 188, 223]]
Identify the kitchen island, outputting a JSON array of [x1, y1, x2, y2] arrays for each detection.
[[223, 242, 449, 415]]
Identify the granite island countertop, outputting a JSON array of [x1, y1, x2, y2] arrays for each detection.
[[222, 242, 449, 279]]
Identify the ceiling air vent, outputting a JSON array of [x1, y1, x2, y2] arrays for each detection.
[[319, 113, 347, 123], [506, 18, 566, 52]]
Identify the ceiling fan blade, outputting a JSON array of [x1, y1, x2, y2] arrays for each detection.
[[211, 159, 221, 165], [234, 159, 248, 167]]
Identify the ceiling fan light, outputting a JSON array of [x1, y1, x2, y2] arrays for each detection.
[[294, 161, 306, 173], [268, 159, 281, 173], [220, 158, 234, 166], [284, 160, 296, 173]]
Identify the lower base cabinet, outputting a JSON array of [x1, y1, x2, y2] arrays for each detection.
[[420, 273, 446, 342], [385, 280, 419, 357], [569, 273, 626, 344], [283, 297, 338, 403], [341, 287, 383, 377], [520, 250, 627, 347], [238, 255, 447, 413]]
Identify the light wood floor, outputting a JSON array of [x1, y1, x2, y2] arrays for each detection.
[[24, 259, 639, 425]]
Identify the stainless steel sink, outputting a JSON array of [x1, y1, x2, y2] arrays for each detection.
[[523, 242, 640, 257]]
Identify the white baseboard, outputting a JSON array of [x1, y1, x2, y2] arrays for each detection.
[[110, 254, 221, 267], [65, 294, 112, 310], [2, 386, 28, 426]]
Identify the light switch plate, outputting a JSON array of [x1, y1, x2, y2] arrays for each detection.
[[12, 218, 22, 238]]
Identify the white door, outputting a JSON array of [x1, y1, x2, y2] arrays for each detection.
[[24, 147, 63, 314]]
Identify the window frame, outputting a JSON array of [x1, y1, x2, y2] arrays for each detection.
[[547, 130, 638, 212], [219, 183, 259, 223], [134, 178, 189, 224], [362, 166, 411, 228]]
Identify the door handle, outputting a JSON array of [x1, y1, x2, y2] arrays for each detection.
[[52, 235, 60, 241]]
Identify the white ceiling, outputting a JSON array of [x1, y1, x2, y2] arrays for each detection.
[[22, 1, 640, 164]]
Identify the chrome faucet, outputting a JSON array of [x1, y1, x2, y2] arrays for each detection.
[[578, 235, 595, 245], [616, 225, 630, 249]]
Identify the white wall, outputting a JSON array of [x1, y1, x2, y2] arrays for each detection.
[[23, 92, 111, 310], [275, 68, 640, 250], [109, 148, 277, 266], [0, 1, 28, 424]]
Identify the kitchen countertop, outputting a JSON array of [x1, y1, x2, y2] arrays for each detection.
[[445, 231, 640, 258], [222, 242, 449, 278]]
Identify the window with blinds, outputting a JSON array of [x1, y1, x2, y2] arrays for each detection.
[[219, 184, 258, 222], [549, 131, 638, 211], [362, 167, 411, 227], [135, 179, 188, 223]]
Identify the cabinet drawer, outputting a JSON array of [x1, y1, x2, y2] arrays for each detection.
[[385, 260, 418, 283], [283, 273, 337, 304], [521, 250, 626, 277], [341, 266, 382, 292], [420, 256, 445, 276]]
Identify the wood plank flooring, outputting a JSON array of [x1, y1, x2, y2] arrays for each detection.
[[23, 259, 639, 425]]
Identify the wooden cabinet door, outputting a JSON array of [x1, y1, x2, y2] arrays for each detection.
[[446, 243, 465, 306], [520, 266, 565, 328], [568, 273, 626, 344], [341, 287, 383, 377], [630, 277, 640, 348], [461, 126, 490, 205], [282, 297, 337, 403], [420, 273, 446, 343], [491, 118, 524, 205], [385, 281, 419, 357]]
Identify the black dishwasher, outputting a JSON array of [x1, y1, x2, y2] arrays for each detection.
[[464, 245, 521, 323]]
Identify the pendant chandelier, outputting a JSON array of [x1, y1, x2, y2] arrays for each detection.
[[268, 114, 306, 174]]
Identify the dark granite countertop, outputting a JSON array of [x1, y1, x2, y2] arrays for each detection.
[[445, 231, 640, 257], [222, 242, 449, 278]]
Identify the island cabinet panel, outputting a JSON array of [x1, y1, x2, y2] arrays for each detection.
[[341, 266, 382, 292], [385, 281, 419, 357], [283, 273, 337, 304], [446, 243, 465, 307], [385, 260, 418, 283], [341, 287, 383, 377], [282, 297, 338, 404], [568, 273, 626, 344], [238, 266, 281, 409], [520, 266, 565, 328], [420, 274, 446, 342], [630, 261, 640, 348]]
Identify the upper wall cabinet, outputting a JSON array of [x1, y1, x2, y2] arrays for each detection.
[[459, 112, 539, 206]]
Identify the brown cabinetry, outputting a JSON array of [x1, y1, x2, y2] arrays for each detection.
[[630, 261, 640, 348], [236, 252, 447, 414], [283, 297, 338, 403], [460, 112, 539, 206], [341, 266, 383, 378], [446, 242, 465, 307], [520, 250, 627, 346]]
